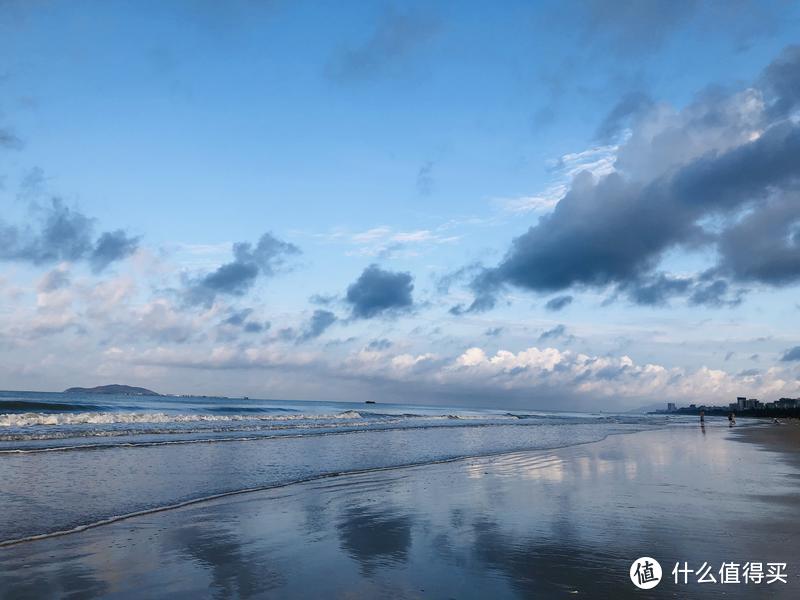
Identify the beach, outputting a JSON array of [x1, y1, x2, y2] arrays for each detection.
[[1, 422, 798, 599]]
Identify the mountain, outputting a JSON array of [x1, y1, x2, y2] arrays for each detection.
[[63, 384, 160, 396]]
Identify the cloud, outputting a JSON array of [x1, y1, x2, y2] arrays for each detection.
[[90, 230, 141, 273], [0, 199, 139, 271], [366, 338, 393, 351], [184, 232, 300, 307], [0, 127, 23, 150], [297, 310, 337, 343], [578, 0, 701, 56], [484, 327, 504, 337], [327, 7, 440, 82], [461, 46, 800, 311], [538, 325, 567, 342], [594, 91, 653, 142], [345, 264, 414, 319], [309, 293, 336, 306], [545, 295, 573, 311], [38, 267, 71, 293], [220, 308, 269, 335], [416, 161, 434, 195], [780, 346, 800, 362]]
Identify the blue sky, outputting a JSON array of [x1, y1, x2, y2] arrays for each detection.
[[2, 0, 800, 409]]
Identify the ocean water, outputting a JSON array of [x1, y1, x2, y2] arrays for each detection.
[[0, 390, 710, 545]]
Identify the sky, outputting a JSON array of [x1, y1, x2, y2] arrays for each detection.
[[1, 0, 800, 411]]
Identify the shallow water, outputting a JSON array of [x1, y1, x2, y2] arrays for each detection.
[[1, 427, 796, 599], [0, 391, 713, 544]]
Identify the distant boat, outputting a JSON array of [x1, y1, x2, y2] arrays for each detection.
[[365, 400, 376, 404]]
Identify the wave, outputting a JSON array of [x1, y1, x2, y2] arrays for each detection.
[[0, 409, 368, 428]]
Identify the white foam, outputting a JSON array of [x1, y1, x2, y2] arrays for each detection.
[[0, 410, 367, 428]]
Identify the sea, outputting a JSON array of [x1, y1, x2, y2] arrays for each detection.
[[0, 390, 716, 546]]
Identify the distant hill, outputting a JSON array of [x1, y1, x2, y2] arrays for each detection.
[[64, 384, 160, 396]]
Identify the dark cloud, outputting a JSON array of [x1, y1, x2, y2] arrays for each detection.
[[297, 310, 337, 343], [346, 264, 414, 319], [221, 308, 269, 334], [484, 327, 504, 337], [620, 273, 692, 306], [545, 295, 573, 311], [460, 47, 800, 312], [715, 193, 800, 285], [760, 45, 800, 119], [539, 324, 567, 342], [780, 346, 800, 362], [619, 273, 744, 307], [184, 233, 300, 307], [90, 230, 140, 273], [366, 338, 392, 351], [687, 278, 743, 308], [327, 7, 440, 82], [0, 199, 138, 271]]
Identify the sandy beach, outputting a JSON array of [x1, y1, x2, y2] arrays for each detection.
[[1, 422, 798, 599]]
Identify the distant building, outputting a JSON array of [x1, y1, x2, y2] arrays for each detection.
[[737, 396, 747, 410], [777, 397, 800, 409], [667, 402, 677, 412]]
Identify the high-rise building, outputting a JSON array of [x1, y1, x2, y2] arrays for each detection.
[[736, 396, 747, 410], [667, 403, 676, 412]]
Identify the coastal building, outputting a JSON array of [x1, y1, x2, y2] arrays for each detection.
[[777, 397, 800, 409], [736, 396, 747, 410], [667, 402, 677, 412]]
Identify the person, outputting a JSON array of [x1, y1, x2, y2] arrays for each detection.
[[699, 410, 705, 425], [728, 412, 736, 426]]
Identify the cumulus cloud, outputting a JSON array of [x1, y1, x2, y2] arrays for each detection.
[[780, 346, 800, 362], [0, 199, 139, 271], [345, 264, 414, 319], [460, 46, 800, 312], [183, 232, 300, 307]]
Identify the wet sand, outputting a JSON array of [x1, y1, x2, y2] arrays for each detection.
[[1, 424, 798, 599]]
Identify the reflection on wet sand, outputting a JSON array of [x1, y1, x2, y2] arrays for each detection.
[[1, 427, 798, 598], [166, 518, 286, 598]]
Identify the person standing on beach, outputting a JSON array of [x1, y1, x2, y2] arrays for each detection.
[[728, 412, 735, 426], [700, 410, 705, 425]]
